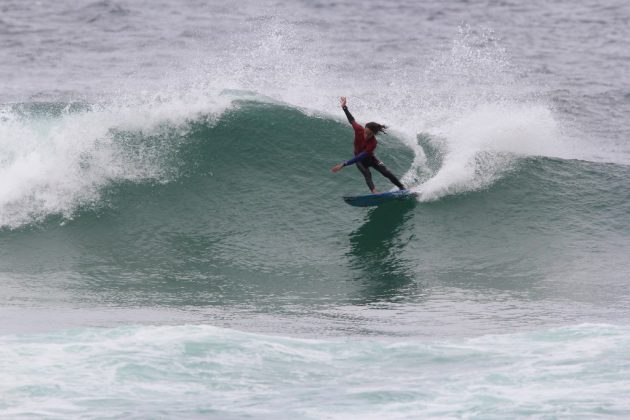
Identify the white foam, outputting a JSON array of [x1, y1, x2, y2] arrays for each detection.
[[1, 323, 629, 418], [416, 102, 566, 200], [0, 91, 234, 229]]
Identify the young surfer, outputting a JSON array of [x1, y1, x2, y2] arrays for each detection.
[[331, 97, 405, 194]]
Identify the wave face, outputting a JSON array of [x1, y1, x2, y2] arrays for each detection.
[[2, 323, 630, 418]]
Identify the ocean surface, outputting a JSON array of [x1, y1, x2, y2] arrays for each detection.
[[1, 0, 630, 418]]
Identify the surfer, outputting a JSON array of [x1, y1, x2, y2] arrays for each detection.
[[331, 97, 405, 194]]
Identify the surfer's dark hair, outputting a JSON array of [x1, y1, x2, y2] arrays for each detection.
[[365, 122, 387, 135]]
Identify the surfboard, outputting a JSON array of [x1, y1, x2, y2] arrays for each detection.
[[343, 189, 417, 207]]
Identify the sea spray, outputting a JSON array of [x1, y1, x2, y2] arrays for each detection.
[[0, 25, 593, 227], [205, 23, 574, 198], [418, 102, 564, 200]]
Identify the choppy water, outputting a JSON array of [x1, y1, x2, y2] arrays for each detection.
[[2, 324, 630, 419], [1, 0, 630, 418]]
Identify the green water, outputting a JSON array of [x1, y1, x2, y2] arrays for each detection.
[[2, 103, 629, 338]]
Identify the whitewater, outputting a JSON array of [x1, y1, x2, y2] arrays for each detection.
[[1, 0, 630, 418]]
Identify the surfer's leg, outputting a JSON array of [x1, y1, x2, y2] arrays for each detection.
[[373, 158, 405, 190], [356, 161, 376, 192]]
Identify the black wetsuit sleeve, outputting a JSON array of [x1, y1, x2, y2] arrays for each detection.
[[342, 106, 355, 123]]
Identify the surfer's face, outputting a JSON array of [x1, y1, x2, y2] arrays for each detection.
[[364, 126, 373, 138]]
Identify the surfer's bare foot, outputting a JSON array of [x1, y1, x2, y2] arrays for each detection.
[[371, 189, 378, 194]]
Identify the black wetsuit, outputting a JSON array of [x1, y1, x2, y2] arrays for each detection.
[[342, 105, 405, 191]]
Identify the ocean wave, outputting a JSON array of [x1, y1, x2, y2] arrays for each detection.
[[1, 98, 628, 232]]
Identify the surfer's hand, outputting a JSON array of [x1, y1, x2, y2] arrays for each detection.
[[331, 163, 344, 173], [340, 97, 347, 108]]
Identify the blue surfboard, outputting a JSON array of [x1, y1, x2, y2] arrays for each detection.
[[343, 189, 418, 207]]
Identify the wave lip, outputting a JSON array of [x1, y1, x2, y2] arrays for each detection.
[[1, 323, 629, 418], [415, 101, 570, 201], [0, 94, 232, 229]]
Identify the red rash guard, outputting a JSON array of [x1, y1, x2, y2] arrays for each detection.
[[351, 121, 377, 156]]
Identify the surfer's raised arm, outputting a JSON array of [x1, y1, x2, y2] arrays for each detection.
[[340, 97, 363, 133], [340, 97, 355, 123]]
